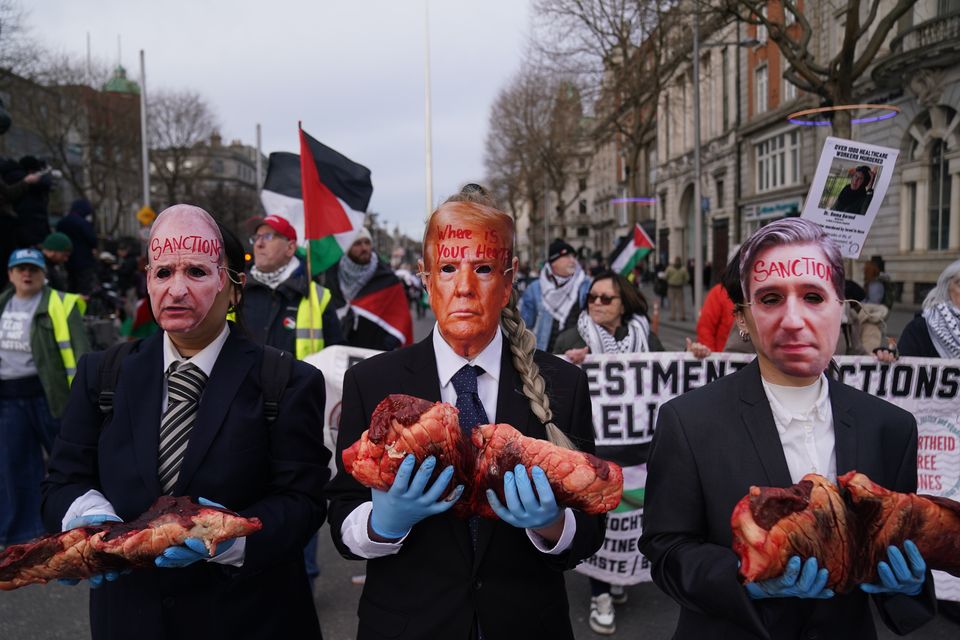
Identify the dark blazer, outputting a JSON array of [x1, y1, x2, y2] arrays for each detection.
[[325, 334, 605, 640], [638, 359, 936, 640], [41, 327, 330, 640]]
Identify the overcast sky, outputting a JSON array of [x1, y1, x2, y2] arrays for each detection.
[[27, 0, 532, 237]]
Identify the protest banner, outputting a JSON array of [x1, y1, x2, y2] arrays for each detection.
[[303, 347, 960, 598], [801, 136, 898, 258]]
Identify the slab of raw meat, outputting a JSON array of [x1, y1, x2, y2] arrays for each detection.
[[731, 474, 853, 590], [731, 472, 960, 593], [341, 394, 623, 518], [840, 471, 960, 578], [0, 496, 262, 591]]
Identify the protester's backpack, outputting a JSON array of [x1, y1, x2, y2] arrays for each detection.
[[96, 340, 293, 424]]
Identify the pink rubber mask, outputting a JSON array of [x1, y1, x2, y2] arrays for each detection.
[[147, 205, 226, 335]]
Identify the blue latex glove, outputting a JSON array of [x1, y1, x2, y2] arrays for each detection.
[[369, 454, 463, 539], [485, 464, 561, 530], [154, 497, 236, 569], [745, 556, 835, 600], [860, 540, 925, 597], [58, 514, 125, 588]]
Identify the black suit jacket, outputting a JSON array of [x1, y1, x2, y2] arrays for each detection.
[[41, 327, 331, 640], [638, 359, 936, 640], [325, 334, 605, 640]]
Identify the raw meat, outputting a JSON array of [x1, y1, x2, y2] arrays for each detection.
[[840, 471, 960, 578], [0, 496, 262, 591], [731, 472, 960, 593], [731, 474, 853, 590], [341, 394, 623, 518]]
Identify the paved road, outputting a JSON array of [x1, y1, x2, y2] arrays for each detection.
[[4, 300, 957, 638]]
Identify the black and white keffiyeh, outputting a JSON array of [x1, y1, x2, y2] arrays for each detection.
[[540, 263, 586, 324], [338, 251, 379, 302], [924, 302, 960, 359], [250, 256, 299, 290], [576, 311, 650, 354]]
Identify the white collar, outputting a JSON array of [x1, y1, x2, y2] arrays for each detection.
[[432, 323, 502, 388], [162, 323, 230, 377], [761, 373, 831, 433]]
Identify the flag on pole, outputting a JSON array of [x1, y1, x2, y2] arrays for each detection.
[[609, 223, 654, 276], [259, 130, 373, 272]]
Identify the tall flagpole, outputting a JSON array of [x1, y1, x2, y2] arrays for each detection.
[[139, 50, 150, 209], [424, 0, 434, 216], [299, 121, 317, 351], [255, 123, 263, 189]]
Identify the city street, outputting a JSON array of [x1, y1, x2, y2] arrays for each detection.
[[2, 302, 958, 638]]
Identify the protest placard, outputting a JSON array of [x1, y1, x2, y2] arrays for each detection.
[[801, 136, 899, 258]]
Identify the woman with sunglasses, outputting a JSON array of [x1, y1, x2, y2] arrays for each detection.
[[553, 270, 662, 635]]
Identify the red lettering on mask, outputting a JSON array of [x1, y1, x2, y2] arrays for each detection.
[[753, 256, 832, 284], [151, 235, 223, 262]]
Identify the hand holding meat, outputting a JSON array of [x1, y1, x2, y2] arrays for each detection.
[[731, 472, 960, 593], [343, 394, 623, 520], [485, 464, 561, 530], [57, 514, 124, 588], [0, 496, 262, 590], [154, 498, 238, 568], [859, 541, 926, 597], [745, 556, 834, 600], [369, 454, 463, 539]]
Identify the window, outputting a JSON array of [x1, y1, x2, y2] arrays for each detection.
[[755, 130, 800, 192], [577, 227, 589, 237], [784, 5, 797, 26], [908, 182, 917, 249], [783, 76, 797, 102], [716, 179, 725, 209], [617, 200, 628, 226], [578, 177, 587, 191], [659, 191, 668, 220], [757, 6, 768, 43], [579, 199, 587, 215], [929, 138, 951, 250], [755, 66, 768, 114]]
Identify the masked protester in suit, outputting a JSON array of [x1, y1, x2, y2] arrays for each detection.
[[638, 218, 936, 640], [325, 185, 605, 640], [42, 205, 330, 640]]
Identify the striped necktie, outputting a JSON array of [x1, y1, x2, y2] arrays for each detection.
[[451, 365, 488, 550], [158, 361, 208, 494]]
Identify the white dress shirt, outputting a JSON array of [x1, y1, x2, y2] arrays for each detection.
[[760, 374, 837, 484], [340, 325, 577, 558], [64, 323, 245, 566]]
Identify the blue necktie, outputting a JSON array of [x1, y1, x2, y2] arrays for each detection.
[[451, 364, 488, 551]]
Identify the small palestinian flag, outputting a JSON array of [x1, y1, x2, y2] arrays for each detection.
[[349, 268, 414, 347], [609, 223, 654, 276], [259, 128, 373, 272]]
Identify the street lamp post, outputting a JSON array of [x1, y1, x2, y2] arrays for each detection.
[[693, 8, 703, 317], [691, 14, 759, 316]]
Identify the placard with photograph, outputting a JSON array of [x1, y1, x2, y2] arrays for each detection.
[[801, 136, 899, 258]]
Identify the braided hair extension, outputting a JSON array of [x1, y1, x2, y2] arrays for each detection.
[[499, 289, 576, 451]]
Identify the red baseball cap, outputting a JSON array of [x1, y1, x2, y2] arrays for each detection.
[[257, 214, 297, 242]]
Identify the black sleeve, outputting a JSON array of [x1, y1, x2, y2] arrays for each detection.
[[322, 299, 344, 346], [896, 317, 934, 358], [41, 351, 108, 531], [324, 366, 371, 560], [237, 363, 332, 575], [872, 413, 938, 634], [638, 402, 769, 638], [543, 367, 606, 571]]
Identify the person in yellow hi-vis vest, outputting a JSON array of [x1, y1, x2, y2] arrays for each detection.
[[237, 213, 342, 590], [0, 248, 89, 547]]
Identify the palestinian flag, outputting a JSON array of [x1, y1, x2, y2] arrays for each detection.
[[259, 129, 373, 272], [609, 223, 654, 276], [349, 265, 415, 347]]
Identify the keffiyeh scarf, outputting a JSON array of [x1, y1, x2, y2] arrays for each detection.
[[338, 252, 379, 303], [540, 263, 586, 324], [250, 256, 300, 290], [924, 302, 960, 359], [576, 311, 650, 354]]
